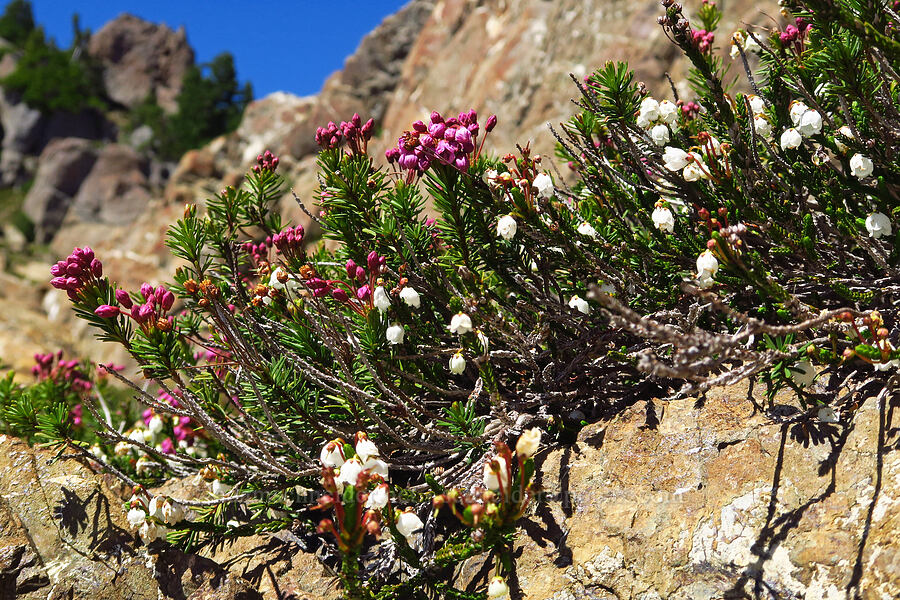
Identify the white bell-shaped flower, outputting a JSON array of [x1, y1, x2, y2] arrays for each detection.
[[850, 153, 874, 179], [515, 428, 541, 459], [483, 457, 509, 491], [780, 128, 802, 150], [753, 116, 773, 139], [696, 250, 719, 278], [790, 360, 816, 387], [395, 510, 424, 542], [650, 124, 670, 147], [355, 434, 380, 463], [336, 457, 364, 489], [386, 323, 405, 345], [865, 212, 892, 239], [365, 483, 390, 510], [449, 352, 466, 375], [662, 146, 690, 171], [532, 173, 555, 198], [652, 205, 675, 232], [449, 312, 473, 335], [747, 94, 766, 115], [798, 110, 823, 136], [658, 100, 678, 125], [320, 439, 346, 468], [789, 101, 809, 126], [496, 214, 517, 240], [577, 222, 597, 238], [639, 97, 660, 122], [373, 286, 391, 312], [568, 295, 590, 315], [487, 577, 510, 599], [127, 507, 147, 529], [399, 286, 421, 308]]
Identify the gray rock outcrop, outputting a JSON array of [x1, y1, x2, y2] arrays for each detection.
[[88, 13, 194, 113], [22, 138, 98, 242]]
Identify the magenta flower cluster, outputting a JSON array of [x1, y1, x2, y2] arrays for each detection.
[[780, 17, 812, 46], [386, 110, 497, 175], [32, 350, 92, 393], [272, 224, 305, 257], [681, 101, 701, 119], [315, 113, 375, 154], [252, 150, 279, 173], [242, 237, 272, 264], [50, 247, 103, 299], [299, 250, 386, 314], [691, 28, 715, 53], [95, 283, 175, 329]]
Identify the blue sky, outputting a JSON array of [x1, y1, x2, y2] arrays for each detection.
[[30, 1, 409, 99]]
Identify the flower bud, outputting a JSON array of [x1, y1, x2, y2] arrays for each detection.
[[161, 291, 175, 312], [367, 251, 381, 274], [115, 289, 133, 309], [486, 114, 498, 132], [362, 118, 375, 139], [94, 305, 120, 319], [515, 428, 541, 459]]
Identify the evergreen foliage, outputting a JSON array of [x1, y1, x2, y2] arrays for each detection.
[[130, 52, 252, 160], [0, 0, 34, 47], [1, 26, 105, 114]]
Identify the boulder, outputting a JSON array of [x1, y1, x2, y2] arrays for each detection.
[[454, 383, 900, 599], [0, 435, 270, 600], [0, 435, 156, 599], [88, 14, 194, 113], [70, 144, 151, 225], [0, 87, 43, 186], [22, 138, 98, 242]]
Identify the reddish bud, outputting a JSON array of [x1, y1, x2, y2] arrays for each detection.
[[367, 251, 380, 273], [161, 291, 175, 312], [115, 289, 133, 309], [94, 305, 120, 318], [90, 259, 102, 278]]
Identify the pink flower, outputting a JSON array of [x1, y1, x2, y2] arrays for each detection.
[[160, 438, 175, 454]]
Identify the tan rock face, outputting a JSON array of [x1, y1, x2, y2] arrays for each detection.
[[379, 0, 776, 160], [88, 13, 195, 113], [22, 138, 99, 243], [485, 385, 900, 600], [70, 144, 152, 226]]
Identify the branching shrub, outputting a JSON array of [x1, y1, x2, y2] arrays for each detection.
[[4, 0, 899, 597]]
